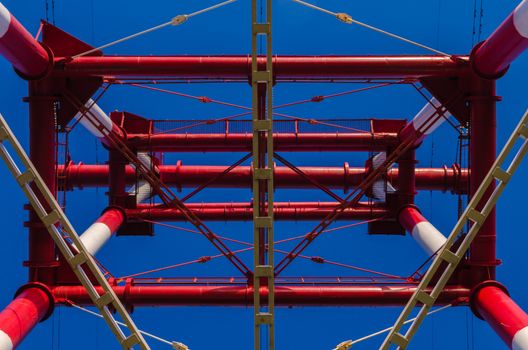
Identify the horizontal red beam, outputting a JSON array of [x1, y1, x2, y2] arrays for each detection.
[[52, 284, 469, 307], [53, 55, 470, 80], [127, 202, 388, 221], [59, 163, 468, 193], [126, 132, 398, 152]]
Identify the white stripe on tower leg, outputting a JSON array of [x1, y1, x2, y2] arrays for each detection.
[[411, 221, 447, 256], [73, 99, 114, 139], [513, 326, 528, 350], [0, 3, 12, 38], [79, 222, 112, 256], [0, 330, 13, 350], [514, 0, 528, 39]]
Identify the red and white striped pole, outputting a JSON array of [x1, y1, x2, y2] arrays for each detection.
[[0, 2, 51, 79], [398, 205, 447, 256], [472, 0, 528, 78], [399, 97, 448, 147], [0, 284, 53, 350], [74, 101, 155, 203], [79, 207, 125, 255], [471, 281, 528, 350], [369, 98, 448, 200], [73, 99, 125, 147]]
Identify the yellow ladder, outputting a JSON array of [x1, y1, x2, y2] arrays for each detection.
[[0, 113, 151, 350], [251, 0, 275, 349], [380, 108, 528, 349]]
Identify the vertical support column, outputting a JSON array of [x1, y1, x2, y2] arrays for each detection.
[[397, 149, 416, 207], [109, 149, 128, 208], [25, 81, 57, 284], [251, 1, 275, 349], [468, 77, 498, 282]]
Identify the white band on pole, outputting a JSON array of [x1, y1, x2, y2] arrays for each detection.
[[0, 3, 11, 38], [79, 222, 113, 256], [514, 0, 528, 39], [74, 99, 114, 138], [513, 326, 528, 350], [411, 221, 448, 256], [412, 97, 446, 136], [0, 330, 13, 350]]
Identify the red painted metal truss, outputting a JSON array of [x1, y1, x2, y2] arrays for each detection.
[[2, 22, 498, 299], [0, 1, 527, 347]]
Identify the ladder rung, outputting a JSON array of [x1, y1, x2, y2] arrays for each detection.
[[69, 252, 89, 267], [467, 208, 486, 224], [254, 265, 273, 277], [518, 125, 528, 139], [16, 170, 35, 186], [253, 169, 273, 180], [253, 71, 272, 83], [121, 334, 141, 348], [255, 312, 273, 325], [95, 293, 115, 308], [492, 167, 511, 183], [41, 210, 61, 227], [416, 291, 435, 306], [254, 216, 273, 228], [0, 113, 150, 350], [0, 127, 9, 142], [253, 23, 271, 34], [390, 332, 409, 348], [439, 249, 460, 265], [253, 120, 272, 131]]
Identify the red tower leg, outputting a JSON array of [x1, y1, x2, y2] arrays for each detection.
[[0, 3, 50, 79], [472, 0, 528, 78], [471, 282, 528, 350], [0, 284, 53, 350]]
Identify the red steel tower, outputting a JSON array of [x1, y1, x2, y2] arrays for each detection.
[[0, 0, 527, 349]]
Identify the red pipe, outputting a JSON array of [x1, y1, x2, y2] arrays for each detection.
[[468, 77, 497, 280], [0, 4, 50, 79], [52, 284, 469, 307], [53, 55, 469, 80], [126, 132, 398, 152], [79, 207, 125, 255], [126, 202, 388, 221], [58, 163, 468, 193], [472, 0, 528, 78], [397, 149, 416, 206], [471, 281, 528, 349], [27, 81, 57, 284], [97, 208, 125, 233], [399, 206, 447, 256], [0, 284, 54, 349]]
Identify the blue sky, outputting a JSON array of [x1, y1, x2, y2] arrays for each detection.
[[0, 0, 527, 349]]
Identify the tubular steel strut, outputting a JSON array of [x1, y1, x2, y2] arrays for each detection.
[[380, 108, 528, 349], [0, 114, 151, 350]]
